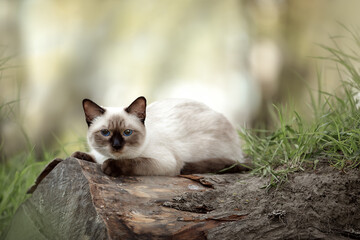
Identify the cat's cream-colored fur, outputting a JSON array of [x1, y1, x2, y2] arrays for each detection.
[[84, 97, 244, 176]]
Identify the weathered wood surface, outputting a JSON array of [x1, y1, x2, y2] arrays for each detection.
[[4, 158, 247, 240], [4, 157, 360, 240]]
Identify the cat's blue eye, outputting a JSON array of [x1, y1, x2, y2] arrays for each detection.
[[123, 129, 133, 136], [100, 129, 110, 136]]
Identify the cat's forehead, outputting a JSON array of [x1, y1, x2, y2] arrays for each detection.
[[89, 106, 144, 130], [89, 107, 125, 129], [104, 107, 127, 128], [106, 114, 125, 129], [104, 107, 142, 129]]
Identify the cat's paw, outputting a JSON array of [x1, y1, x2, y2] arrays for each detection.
[[101, 159, 123, 177], [101, 159, 135, 177], [71, 151, 96, 163]]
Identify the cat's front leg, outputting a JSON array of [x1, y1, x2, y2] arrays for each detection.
[[101, 159, 136, 177], [71, 151, 97, 163], [101, 157, 172, 176]]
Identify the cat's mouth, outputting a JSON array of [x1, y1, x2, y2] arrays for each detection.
[[110, 149, 124, 157]]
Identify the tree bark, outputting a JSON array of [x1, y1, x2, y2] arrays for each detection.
[[3, 157, 360, 240], [4, 158, 245, 239]]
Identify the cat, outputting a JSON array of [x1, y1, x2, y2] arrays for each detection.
[[72, 96, 249, 176]]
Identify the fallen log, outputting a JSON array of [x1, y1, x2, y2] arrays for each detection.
[[3, 157, 360, 239], [3, 158, 249, 240]]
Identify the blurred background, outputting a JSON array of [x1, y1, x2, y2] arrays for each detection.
[[1, 0, 360, 160]]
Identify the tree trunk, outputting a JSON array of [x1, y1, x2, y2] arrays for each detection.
[[3, 157, 360, 240], [3, 158, 246, 239]]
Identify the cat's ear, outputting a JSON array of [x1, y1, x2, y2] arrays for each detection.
[[82, 99, 106, 127], [125, 96, 146, 124]]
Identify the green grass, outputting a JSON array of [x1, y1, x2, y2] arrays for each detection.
[[0, 58, 56, 235], [0, 151, 51, 234], [241, 26, 360, 188], [0, 98, 81, 236], [0, 123, 82, 236], [0, 59, 87, 236], [0, 93, 57, 235]]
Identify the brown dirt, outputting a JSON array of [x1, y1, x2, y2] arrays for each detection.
[[165, 164, 360, 239]]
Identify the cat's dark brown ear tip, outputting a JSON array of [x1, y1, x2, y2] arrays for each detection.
[[137, 96, 147, 110], [126, 96, 147, 124], [82, 99, 105, 111], [82, 99, 93, 109], [137, 96, 147, 104], [82, 99, 106, 126], [128, 96, 147, 109]]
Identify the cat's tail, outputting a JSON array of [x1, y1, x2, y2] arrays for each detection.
[[180, 158, 253, 175]]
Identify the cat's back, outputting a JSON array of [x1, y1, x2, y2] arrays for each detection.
[[147, 98, 211, 119], [146, 98, 220, 128], [145, 98, 243, 162]]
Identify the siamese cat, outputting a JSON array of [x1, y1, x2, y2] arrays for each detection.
[[72, 97, 248, 176]]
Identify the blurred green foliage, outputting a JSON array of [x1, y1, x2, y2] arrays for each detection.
[[241, 27, 360, 188]]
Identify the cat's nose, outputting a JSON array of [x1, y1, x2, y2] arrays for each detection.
[[113, 144, 122, 150], [112, 137, 123, 150]]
